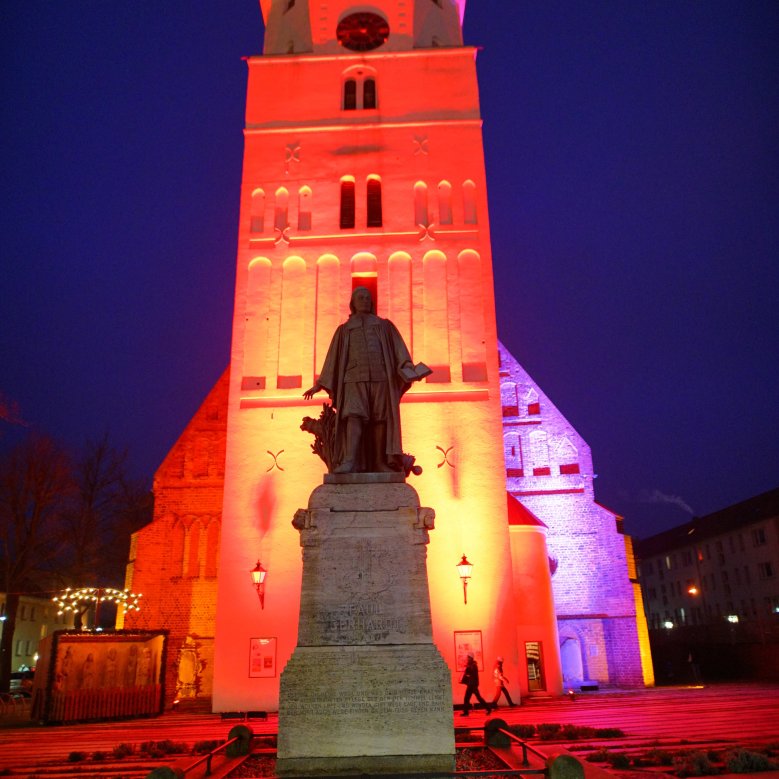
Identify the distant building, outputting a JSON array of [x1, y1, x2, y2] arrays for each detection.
[[635, 488, 779, 630], [0, 594, 75, 672]]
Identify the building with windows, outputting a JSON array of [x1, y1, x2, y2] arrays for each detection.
[[122, 0, 652, 710], [0, 594, 75, 673], [635, 488, 779, 630]]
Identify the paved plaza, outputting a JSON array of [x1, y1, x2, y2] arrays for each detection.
[[0, 684, 777, 774]]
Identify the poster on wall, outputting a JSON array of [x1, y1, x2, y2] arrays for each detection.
[[454, 630, 483, 671], [248, 638, 277, 678]]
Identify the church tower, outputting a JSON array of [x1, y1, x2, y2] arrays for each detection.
[[212, 0, 531, 711]]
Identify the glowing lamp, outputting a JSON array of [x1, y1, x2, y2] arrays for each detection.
[[726, 614, 739, 624], [687, 584, 699, 596], [456, 554, 473, 605], [251, 560, 268, 609], [663, 620, 674, 629]]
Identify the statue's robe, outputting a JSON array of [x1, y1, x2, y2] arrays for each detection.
[[318, 313, 413, 470]]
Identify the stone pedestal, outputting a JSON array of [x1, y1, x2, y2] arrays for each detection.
[[277, 477, 455, 775]]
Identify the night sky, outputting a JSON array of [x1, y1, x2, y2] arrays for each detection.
[[2, 1, 777, 538]]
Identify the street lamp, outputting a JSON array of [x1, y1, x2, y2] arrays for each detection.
[[456, 554, 473, 605], [251, 560, 268, 609]]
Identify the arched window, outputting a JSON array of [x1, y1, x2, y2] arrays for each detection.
[[340, 178, 356, 228], [463, 179, 477, 224], [298, 185, 312, 230], [366, 177, 382, 227], [341, 67, 378, 111], [438, 181, 452, 225], [501, 382, 518, 416], [274, 187, 289, 231], [343, 79, 357, 110], [171, 518, 185, 577], [388, 252, 412, 346], [504, 431, 523, 477], [529, 430, 551, 476], [414, 181, 429, 227], [250, 188, 265, 233], [363, 78, 377, 109], [422, 250, 450, 382], [315, 255, 340, 377]]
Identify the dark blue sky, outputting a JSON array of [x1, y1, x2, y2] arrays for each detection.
[[2, 2, 777, 538]]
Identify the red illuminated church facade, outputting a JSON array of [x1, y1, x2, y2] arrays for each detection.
[[122, 0, 653, 709]]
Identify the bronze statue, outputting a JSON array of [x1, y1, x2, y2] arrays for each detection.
[[303, 286, 429, 473]]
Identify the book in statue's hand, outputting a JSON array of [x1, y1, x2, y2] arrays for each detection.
[[400, 362, 433, 382]]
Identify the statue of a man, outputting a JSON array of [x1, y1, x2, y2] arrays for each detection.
[[303, 286, 428, 473]]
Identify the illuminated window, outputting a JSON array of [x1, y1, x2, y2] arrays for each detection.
[[528, 402, 540, 415], [340, 178, 355, 228], [366, 177, 382, 227], [559, 463, 580, 475], [363, 78, 377, 109], [343, 79, 357, 110]]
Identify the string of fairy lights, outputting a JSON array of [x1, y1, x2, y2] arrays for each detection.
[[52, 587, 142, 618]]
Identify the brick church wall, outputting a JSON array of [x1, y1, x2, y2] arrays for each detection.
[[123, 370, 228, 707]]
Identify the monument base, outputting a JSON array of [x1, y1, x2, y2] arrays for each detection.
[[277, 644, 454, 775], [278, 480, 455, 775]]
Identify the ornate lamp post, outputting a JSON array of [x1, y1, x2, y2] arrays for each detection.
[[251, 560, 268, 609], [456, 554, 473, 605]]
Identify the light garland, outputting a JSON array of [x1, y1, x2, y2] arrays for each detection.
[[52, 587, 142, 617]]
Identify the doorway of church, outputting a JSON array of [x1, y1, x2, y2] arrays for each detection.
[[560, 636, 584, 682], [525, 641, 546, 692]]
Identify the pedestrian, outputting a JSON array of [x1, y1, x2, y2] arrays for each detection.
[[460, 652, 492, 716], [491, 656, 516, 708]]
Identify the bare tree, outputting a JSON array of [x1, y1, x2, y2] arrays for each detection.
[[0, 436, 72, 692]]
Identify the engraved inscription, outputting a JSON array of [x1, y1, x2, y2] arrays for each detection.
[[316, 599, 407, 641], [283, 685, 448, 717]]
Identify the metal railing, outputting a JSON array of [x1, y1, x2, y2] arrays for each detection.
[[178, 735, 240, 778]]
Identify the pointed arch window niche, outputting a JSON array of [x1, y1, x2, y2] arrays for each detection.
[[340, 178, 356, 228], [367, 177, 383, 227]]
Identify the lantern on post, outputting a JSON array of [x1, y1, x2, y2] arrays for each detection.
[[251, 560, 268, 609], [456, 554, 473, 605]]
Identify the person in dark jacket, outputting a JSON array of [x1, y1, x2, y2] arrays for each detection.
[[461, 652, 492, 716]]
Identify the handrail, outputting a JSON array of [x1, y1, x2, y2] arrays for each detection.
[[495, 727, 549, 767], [180, 735, 239, 778]]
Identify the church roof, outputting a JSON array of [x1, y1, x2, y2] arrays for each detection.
[[506, 493, 547, 527]]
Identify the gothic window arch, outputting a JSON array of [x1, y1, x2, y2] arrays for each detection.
[[363, 78, 377, 109], [366, 176, 383, 227], [388, 252, 412, 345], [343, 79, 357, 110], [523, 386, 541, 416], [171, 518, 186, 577], [556, 435, 580, 475], [340, 177, 356, 228], [458, 249, 487, 381], [422, 250, 450, 382]]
